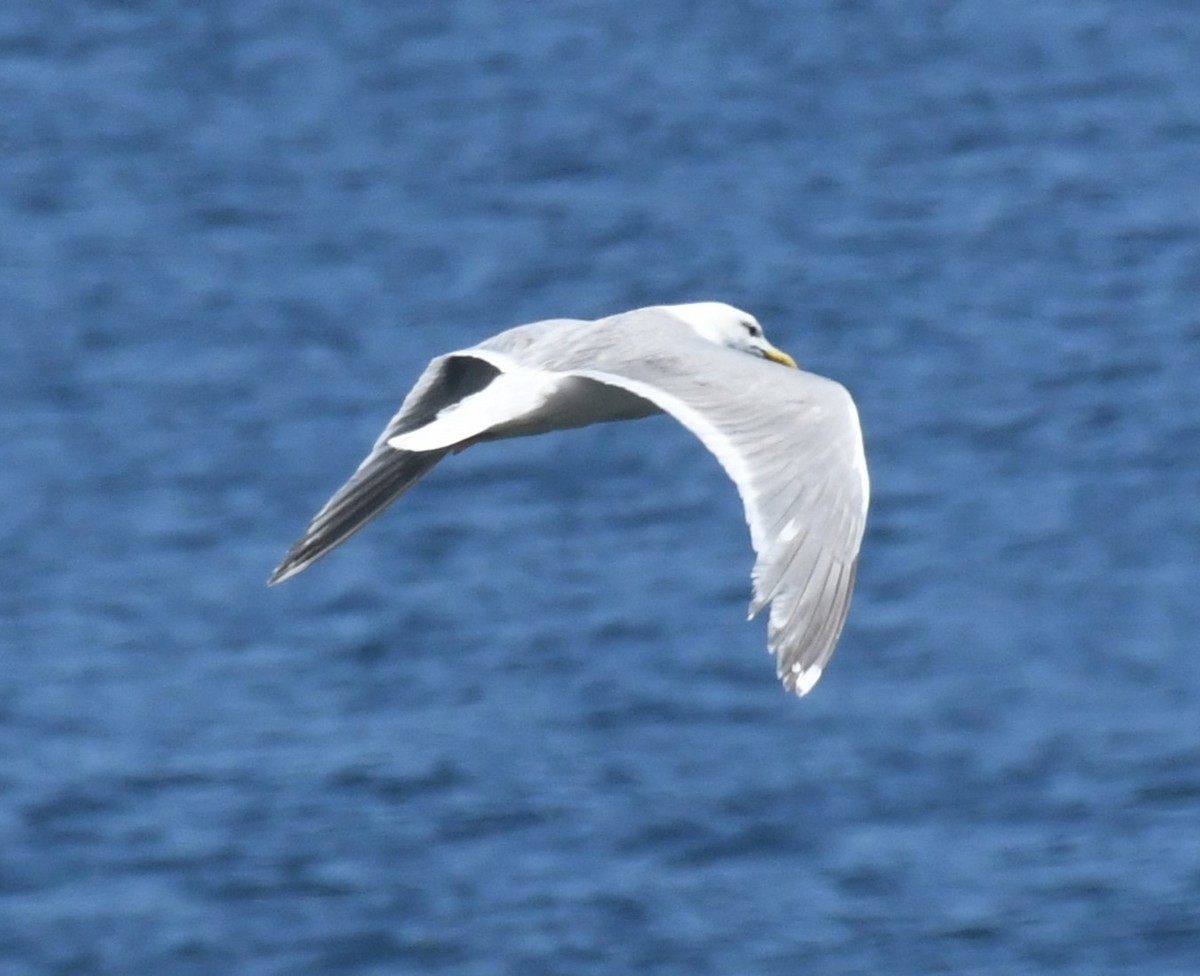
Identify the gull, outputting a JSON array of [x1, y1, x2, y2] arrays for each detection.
[[270, 302, 869, 695]]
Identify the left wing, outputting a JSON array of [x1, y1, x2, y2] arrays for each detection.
[[268, 353, 499, 584]]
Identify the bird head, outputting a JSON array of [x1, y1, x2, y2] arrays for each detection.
[[665, 302, 797, 368]]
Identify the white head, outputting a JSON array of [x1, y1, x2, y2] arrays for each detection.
[[664, 302, 797, 368]]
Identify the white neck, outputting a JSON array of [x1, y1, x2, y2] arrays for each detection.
[[662, 302, 752, 343]]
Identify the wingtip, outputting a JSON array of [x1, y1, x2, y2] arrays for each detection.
[[780, 661, 824, 697], [769, 632, 825, 697], [266, 553, 308, 586]]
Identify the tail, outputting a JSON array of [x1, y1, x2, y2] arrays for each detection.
[[268, 447, 448, 584]]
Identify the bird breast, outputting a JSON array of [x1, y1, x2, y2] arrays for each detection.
[[486, 374, 662, 440]]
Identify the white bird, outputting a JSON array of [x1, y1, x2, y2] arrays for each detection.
[[270, 302, 869, 695]]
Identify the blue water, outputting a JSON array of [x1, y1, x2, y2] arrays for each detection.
[[3, 1, 1199, 973]]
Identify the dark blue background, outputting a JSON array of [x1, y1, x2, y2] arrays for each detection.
[[3, 2, 1199, 973]]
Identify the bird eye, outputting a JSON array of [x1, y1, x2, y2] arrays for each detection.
[[742, 321, 762, 338]]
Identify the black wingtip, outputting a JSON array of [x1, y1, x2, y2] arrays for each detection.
[[266, 558, 296, 587], [266, 539, 320, 586]]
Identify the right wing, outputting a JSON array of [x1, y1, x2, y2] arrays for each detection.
[[563, 343, 868, 696]]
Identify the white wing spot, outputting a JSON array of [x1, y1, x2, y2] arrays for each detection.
[[779, 518, 800, 543], [791, 663, 824, 697]]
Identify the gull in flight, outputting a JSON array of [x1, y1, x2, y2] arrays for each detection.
[[270, 302, 869, 695]]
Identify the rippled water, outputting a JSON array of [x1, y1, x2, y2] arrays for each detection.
[[3, 2, 1199, 973]]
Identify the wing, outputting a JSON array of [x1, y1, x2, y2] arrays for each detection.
[[268, 353, 500, 584], [566, 342, 868, 695]]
